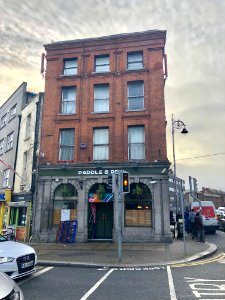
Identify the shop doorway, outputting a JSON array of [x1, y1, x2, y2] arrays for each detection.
[[88, 202, 113, 240], [88, 183, 113, 240]]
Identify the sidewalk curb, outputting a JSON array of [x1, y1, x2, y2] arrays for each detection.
[[36, 242, 217, 268]]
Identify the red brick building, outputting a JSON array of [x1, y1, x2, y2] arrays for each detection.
[[34, 30, 171, 243]]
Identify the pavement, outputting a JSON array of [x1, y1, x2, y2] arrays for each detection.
[[29, 234, 218, 268]]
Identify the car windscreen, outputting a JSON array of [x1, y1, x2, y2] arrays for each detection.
[[0, 234, 7, 242]]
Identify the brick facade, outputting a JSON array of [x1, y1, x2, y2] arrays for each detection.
[[34, 30, 171, 243]]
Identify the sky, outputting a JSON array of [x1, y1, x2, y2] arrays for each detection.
[[0, 0, 225, 191]]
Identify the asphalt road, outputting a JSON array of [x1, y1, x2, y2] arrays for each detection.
[[17, 230, 225, 300]]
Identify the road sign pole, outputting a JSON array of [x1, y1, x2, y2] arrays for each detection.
[[118, 171, 122, 262]]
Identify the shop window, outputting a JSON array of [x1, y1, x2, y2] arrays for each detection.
[[125, 183, 152, 227], [53, 201, 77, 225], [53, 184, 78, 225], [18, 207, 27, 226]]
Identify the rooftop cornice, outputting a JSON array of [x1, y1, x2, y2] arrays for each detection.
[[44, 30, 166, 51]]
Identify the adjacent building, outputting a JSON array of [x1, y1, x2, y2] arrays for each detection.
[[0, 82, 43, 241], [34, 30, 171, 243]]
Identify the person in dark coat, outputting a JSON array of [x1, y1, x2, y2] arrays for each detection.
[[195, 212, 205, 242], [189, 209, 196, 239]]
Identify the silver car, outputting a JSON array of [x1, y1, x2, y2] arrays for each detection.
[[0, 272, 24, 299], [0, 233, 37, 279]]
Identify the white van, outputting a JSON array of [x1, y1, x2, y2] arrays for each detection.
[[191, 201, 219, 233]]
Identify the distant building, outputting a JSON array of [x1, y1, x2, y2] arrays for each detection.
[[34, 30, 171, 243], [185, 187, 225, 208]]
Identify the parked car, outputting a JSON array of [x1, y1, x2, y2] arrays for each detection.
[[0, 271, 24, 300], [0, 233, 37, 279]]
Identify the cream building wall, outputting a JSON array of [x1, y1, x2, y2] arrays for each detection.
[[14, 94, 39, 193]]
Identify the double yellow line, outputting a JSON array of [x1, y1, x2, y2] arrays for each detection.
[[171, 252, 225, 268]]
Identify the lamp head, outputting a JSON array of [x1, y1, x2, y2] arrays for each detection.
[[181, 127, 188, 134]]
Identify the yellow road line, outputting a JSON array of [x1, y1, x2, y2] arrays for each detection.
[[171, 253, 225, 268]]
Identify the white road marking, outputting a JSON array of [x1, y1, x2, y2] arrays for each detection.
[[80, 268, 114, 300], [167, 266, 177, 300], [186, 277, 225, 299], [18, 267, 54, 285]]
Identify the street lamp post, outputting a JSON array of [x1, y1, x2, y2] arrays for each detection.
[[171, 114, 188, 257], [171, 114, 188, 214]]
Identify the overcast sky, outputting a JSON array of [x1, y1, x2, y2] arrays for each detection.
[[0, 0, 225, 191]]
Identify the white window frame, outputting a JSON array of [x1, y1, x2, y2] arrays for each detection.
[[25, 114, 31, 139], [94, 84, 109, 113], [61, 87, 76, 114], [23, 151, 28, 173], [3, 169, 10, 188], [63, 58, 78, 75], [9, 105, 17, 120], [0, 139, 4, 155], [95, 55, 110, 73], [59, 129, 75, 161], [6, 132, 13, 151], [93, 128, 109, 161], [127, 81, 144, 111], [127, 51, 143, 70], [0, 114, 7, 128], [128, 126, 145, 160]]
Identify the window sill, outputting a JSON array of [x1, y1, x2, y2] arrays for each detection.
[[24, 136, 30, 141], [0, 124, 6, 130], [8, 115, 17, 123], [126, 67, 145, 71], [5, 148, 13, 153], [92, 71, 111, 75], [125, 109, 146, 112], [58, 113, 77, 116], [91, 111, 110, 114]]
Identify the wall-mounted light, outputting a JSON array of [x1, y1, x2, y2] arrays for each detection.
[[79, 180, 84, 190]]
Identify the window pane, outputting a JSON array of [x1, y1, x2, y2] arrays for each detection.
[[128, 52, 143, 70], [62, 87, 76, 114], [93, 128, 109, 160], [128, 83, 143, 97], [64, 59, 77, 75], [59, 129, 74, 160], [128, 126, 145, 160], [128, 98, 144, 110], [128, 82, 144, 111], [94, 85, 109, 112], [95, 56, 110, 72]]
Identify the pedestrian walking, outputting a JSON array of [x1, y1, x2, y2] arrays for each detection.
[[189, 209, 196, 239], [195, 212, 205, 242]]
